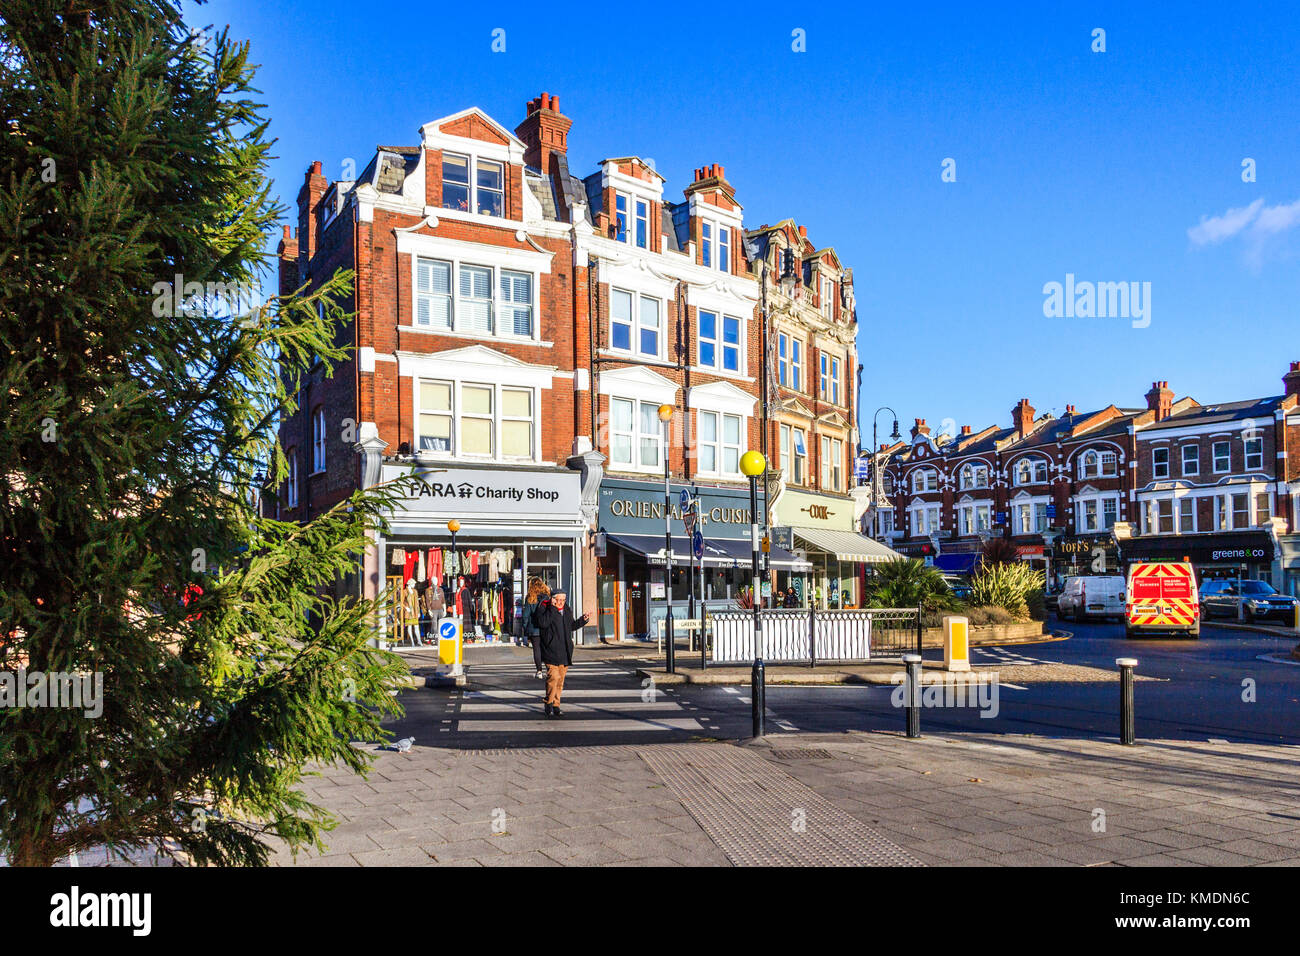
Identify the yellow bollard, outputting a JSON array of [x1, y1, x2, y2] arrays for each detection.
[[943, 615, 970, 672]]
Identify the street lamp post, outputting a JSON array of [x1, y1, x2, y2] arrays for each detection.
[[871, 408, 901, 539], [659, 403, 676, 674], [741, 450, 767, 737]]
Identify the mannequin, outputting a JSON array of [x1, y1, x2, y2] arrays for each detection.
[[402, 579, 421, 646]]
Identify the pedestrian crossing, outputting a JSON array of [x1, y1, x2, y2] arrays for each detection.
[[430, 660, 713, 740], [973, 646, 1050, 666]]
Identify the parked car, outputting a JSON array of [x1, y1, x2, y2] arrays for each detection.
[[1125, 560, 1200, 639], [1200, 579, 1299, 623], [941, 574, 973, 602], [1055, 575, 1125, 622]]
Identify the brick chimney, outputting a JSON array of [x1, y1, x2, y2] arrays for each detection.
[[277, 225, 299, 299], [960, 425, 972, 436], [1283, 361, 1300, 397], [910, 418, 931, 439], [515, 92, 572, 176], [1012, 399, 1035, 438], [296, 160, 326, 273], [1145, 381, 1174, 421], [1064, 404, 1076, 416]]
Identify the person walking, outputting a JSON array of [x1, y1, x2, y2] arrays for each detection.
[[783, 587, 797, 609], [521, 577, 549, 678], [534, 589, 589, 718]]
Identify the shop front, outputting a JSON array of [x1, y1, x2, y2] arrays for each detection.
[[1117, 530, 1277, 585], [375, 462, 587, 648], [1049, 533, 1120, 588], [1282, 536, 1300, 598], [596, 477, 811, 641], [771, 488, 901, 609]]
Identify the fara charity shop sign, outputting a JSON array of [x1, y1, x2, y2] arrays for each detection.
[[380, 464, 580, 515]]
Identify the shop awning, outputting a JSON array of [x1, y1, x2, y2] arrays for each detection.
[[790, 527, 903, 564], [607, 533, 813, 571]]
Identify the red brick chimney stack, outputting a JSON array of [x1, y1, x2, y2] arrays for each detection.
[[515, 92, 572, 176], [1145, 381, 1174, 421], [1012, 399, 1036, 438], [910, 418, 931, 439], [1283, 361, 1300, 397]]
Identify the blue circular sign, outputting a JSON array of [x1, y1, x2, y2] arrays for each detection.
[[438, 619, 458, 640], [693, 529, 704, 559]]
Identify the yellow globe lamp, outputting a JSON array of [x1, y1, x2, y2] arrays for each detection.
[[447, 519, 460, 534], [740, 450, 766, 477], [657, 403, 674, 422]]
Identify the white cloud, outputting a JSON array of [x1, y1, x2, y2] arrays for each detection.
[[1251, 198, 1300, 236], [1187, 199, 1263, 246]]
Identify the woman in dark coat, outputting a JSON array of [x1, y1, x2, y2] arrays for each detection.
[[534, 590, 589, 718], [521, 577, 549, 677]]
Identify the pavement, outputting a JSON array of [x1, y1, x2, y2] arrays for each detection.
[[272, 625, 1300, 866], [274, 721, 1300, 867]]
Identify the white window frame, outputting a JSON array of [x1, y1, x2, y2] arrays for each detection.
[[1013, 457, 1049, 486], [286, 449, 298, 508], [1152, 446, 1170, 479], [609, 288, 662, 360], [1244, 436, 1263, 471], [415, 378, 540, 464], [821, 435, 844, 492], [412, 255, 538, 341], [609, 396, 663, 473], [820, 274, 833, 319], [311, 407, 326, 474], [912, 467, 938, 493], [1181, 444, 1199, 476], [1212, 440, 1231, 473], [1177, 495, 1196, 534], [959, 463, 988, 490], [697, 409, 743, 477], [959, 503, 990, 536], [440, 151, 505, 219]]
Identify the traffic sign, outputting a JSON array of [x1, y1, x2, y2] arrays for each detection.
[[679, 488, 690, 510], [683, 509, 697, 533], [693, 529, 704, 559]]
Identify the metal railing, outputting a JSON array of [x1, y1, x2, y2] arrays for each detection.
[[706, 606, 921, 665]]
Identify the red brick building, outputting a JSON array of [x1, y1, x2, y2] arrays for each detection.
[[873, 363, 1300, 592]]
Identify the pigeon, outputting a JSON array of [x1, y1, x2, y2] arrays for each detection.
[[393, 737, 415, 753]]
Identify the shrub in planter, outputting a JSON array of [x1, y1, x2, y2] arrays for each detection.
[[866, 559, 960, 614], [970, 562, 1046, 622], [966, 606, 1016, 626]]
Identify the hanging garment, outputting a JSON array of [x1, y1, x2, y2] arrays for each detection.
[[499, 549, 515, 574], [391, 547, 406, 567], [428, 548, 443, 584], [402, 551, 418, 587], [467, 551, 479, 574], [447, 549, 460, 577], [417, 549, 426, 583], [487, 550, 499, 579]]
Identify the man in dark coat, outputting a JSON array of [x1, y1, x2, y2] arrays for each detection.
[[535, 590, 589, 718]]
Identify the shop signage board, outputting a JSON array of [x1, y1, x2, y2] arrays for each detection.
[[381, 464, 581, 516], [599, 478, 761, 541], [771, 488, 854, 532]]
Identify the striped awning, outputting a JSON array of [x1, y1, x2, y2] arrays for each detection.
[[791, 527, 903, 564]]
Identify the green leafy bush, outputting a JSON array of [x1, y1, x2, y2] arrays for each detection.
[[866, 559, 960, 614], [966, 606, 1017, 626], [969, 562, 1046, 622]]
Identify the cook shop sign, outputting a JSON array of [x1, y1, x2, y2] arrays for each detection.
[[381, 465, 580, 514]]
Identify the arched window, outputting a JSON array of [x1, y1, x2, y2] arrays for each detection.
[[959, 463, 988, 490], [1014, 457, 1048, 485], [911, 467, 938, 493]]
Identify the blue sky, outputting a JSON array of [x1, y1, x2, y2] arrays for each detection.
[[195, 0, 1300, 441]]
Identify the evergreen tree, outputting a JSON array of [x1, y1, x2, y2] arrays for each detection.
[[0, 1, 414, 865]]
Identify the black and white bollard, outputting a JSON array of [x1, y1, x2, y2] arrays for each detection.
[[903, 653, 922, 739], [1116, 657, 1137, 745], [751, 658, 766, 738]]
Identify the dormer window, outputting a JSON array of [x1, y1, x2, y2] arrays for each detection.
[[702, 222, 712, 267], [821, 275, 834, 319], [718, 227, 729, 272], [615, 194, 628, 242], [635, 199, 649, 249], [441, 152, 504, 218]]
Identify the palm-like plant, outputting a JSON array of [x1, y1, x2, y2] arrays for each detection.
[[865, 559, 959, 612], [980, 536, 1020, 567]]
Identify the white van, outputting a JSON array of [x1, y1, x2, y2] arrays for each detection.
[[1056, 575, 1126, 622]]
